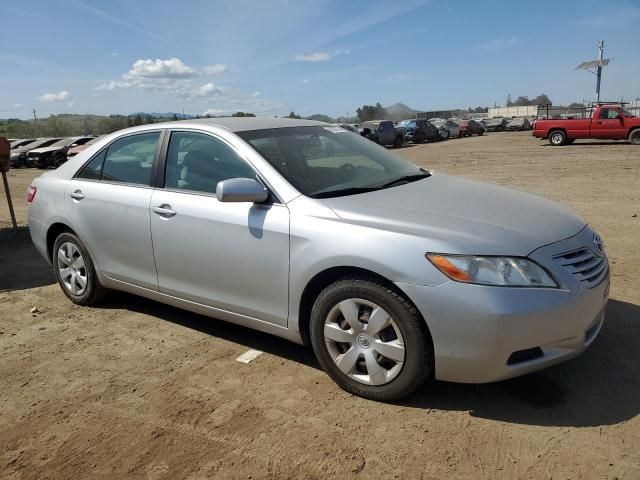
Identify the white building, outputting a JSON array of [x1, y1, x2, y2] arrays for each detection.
[[487, 105, 538, 118]]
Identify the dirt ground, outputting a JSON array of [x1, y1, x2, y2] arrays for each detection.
[[1, 132, 639, 479]]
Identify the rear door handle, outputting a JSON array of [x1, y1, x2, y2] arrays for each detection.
[[69, 190, 85, 200], [152, 204, 176, 218]]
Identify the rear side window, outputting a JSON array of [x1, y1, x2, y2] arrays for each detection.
[[76, 132, 159, 185], [77, 150, 106, 180]]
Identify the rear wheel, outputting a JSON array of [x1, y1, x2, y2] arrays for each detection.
[[393, 136, 403, 148], [629, 129, 640, 145], [53, 153, 66, 168], [549, 130, 566, 146], [310, 276, 433, 401], [53, 232, 107, 306]]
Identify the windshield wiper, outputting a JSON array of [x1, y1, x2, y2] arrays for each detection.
[[310, 187, 381, 199], [376, 172, 431, 189]]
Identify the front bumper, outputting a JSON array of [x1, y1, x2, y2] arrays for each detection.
[[396, 227, 609, 383]]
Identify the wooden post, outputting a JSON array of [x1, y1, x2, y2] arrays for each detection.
[[0, 137, 18, 229]]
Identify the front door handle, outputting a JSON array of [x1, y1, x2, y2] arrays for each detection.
[[152, 204, 176, 218], [69, 190, 85, 200]]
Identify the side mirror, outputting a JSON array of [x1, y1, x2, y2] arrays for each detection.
[[216, 177, 269, 203]]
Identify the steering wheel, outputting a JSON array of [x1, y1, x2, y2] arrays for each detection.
[[339, 163, 355, 171]]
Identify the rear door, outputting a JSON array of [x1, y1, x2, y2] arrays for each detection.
[[149, 130, 290, 326], [65, 131, 161, 289], [593, 108, 626, 139]]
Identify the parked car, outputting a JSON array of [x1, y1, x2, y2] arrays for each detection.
[[429, 118, 460, 139], [505, 117, 531, 131], [465, 119, 486, 136], [27, 136, 95, 169], [67, 136, 105, 160], [28, 117, 609, 401], [484, 117, 509, 132], [10, 139, 36, 149], [328, 124, 359, 134], [397, 119, 440, 143], [533, 104, 640, 145], [360, 120, 405, 147], [9, 138, 63, 168]]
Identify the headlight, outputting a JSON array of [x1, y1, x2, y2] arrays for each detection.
[[426, 254, 557, 288]]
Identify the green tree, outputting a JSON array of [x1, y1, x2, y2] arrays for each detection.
[[356, 103, 387, 122], [287, 111, 302, 119], [534, 94, 552, 106]]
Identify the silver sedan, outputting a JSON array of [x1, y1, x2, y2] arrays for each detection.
[[28, 118, 609, 400]]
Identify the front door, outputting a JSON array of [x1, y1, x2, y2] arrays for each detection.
[[594, 108, 625, 139], [149, 130, 290, 326]]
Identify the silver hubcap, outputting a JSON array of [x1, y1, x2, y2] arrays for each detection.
[[551, 132, 563, 144], [57, 242, 87, 296], [324, 298, 405, 386]]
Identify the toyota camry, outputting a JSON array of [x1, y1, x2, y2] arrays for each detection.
[[28, 118, 609, 400]]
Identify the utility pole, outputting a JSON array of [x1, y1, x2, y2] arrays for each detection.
[[595, 40, 605, 102], [576, 40, 610, 104], [32, 108, 37, 122]]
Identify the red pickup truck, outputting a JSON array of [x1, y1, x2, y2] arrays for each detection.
[[533, 104, 640, 146]]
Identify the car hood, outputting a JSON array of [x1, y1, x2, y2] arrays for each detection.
[[320, 173, 586, 256], [28, 146, 62, 155]]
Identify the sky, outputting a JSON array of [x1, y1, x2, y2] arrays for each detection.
[[1, 0, 639, 119]]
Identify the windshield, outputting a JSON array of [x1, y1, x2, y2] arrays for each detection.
[[398, 120, 415, 127], [430, 119, 444, 127], [50, 138, 76, 147], [238, 126, 428, 198], [622, 108, 635, 117]]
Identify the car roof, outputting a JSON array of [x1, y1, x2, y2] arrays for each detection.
[[173, 117, 327, 132]]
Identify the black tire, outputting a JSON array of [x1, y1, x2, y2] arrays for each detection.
[[478, 130, 484, 136], [53, 232, 108, 306], [53, 154, 66, 168], [629, 129, 640, 145], [416, 133, 425, 144], [548, 129, 566, 146], [393, 136, 403, 148], [310, 276, 433, 401]]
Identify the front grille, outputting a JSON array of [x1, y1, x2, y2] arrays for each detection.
[[553, 247, 608, 288]]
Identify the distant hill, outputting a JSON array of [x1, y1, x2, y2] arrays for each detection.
[[133, 112, 195, 119], [384, 103, 419, 121], [305, 114, 336, 123]]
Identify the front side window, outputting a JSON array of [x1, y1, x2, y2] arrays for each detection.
[[239, 126, 427, 198], [164, 131, 257, 194], [76, 132, 159, 185]]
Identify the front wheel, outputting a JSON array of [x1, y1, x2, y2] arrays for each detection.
[[549, 130, 566, 146], [393, 136, 403, 148], [629, 129, 640, 145], [53, 232, 108, 306], [310, 277, 433, 401]]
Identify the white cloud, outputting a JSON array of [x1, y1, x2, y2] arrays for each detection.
[[294, 51, 332, 62], [109, 52, 120, 57], [95, 80, 130, 91], [124, 57, 196, 80], [293, 49, 349, 62], [93, 57, 281, 115], [39, 90, 71, 102], [301, 78, 310, 83], [13, 103, 22, 108], [202, 64, 227, 75], [473, 36, 519, 53], [196, 82, 221, 97]]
